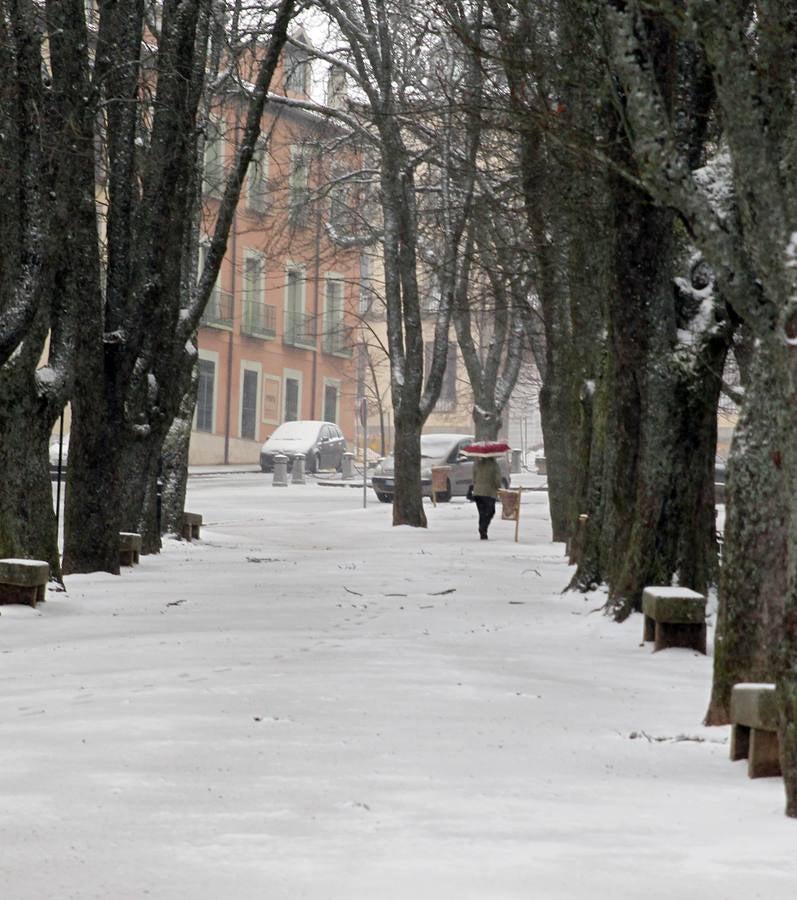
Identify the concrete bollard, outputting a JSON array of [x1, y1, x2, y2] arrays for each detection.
[[341, 451, 355, 480], [292, 453, 306, 485], [511, 448, 522, 474], [273, 453, 289, 487]]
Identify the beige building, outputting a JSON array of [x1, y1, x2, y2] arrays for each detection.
[[190, 39, 362, 465]]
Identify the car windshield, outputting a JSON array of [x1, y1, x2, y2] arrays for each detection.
[[270, 422, 321, 441], [420, 435, 466, 459]]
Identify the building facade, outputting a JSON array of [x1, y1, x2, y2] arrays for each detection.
[[190, 44, 360, 465]]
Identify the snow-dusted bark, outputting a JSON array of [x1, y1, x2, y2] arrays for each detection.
[[62, 0, 296, 572], [482, 0, 731, 604], [604, 0, 797, 816], [0, 1, 98, 575], [160, 357, 199, 536]]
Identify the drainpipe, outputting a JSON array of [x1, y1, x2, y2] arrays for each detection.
[[223, 110, 240, 464], [310, 209, 321, 418], [223, 223, 236, 464]]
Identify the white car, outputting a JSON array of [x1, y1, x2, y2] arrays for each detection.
[[49, 434, 69, 473], [259, 421, 346, 474], [371, 433, 510, 503]]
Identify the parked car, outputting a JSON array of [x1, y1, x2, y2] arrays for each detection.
[[259, 421, 346, 474], [370, 433, 511, 503], [49, 434, 69, 474]]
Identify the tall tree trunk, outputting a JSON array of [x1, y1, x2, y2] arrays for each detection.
[[519, 134, 575, 545], [161, 362, 199, 536], [391, 407, 426, 528], [538, 373, 573, 541], [0, 341, 61, 575], [584, 171, 726, 618], [706, 342, 789, 723], [0, 0, 97, 575]]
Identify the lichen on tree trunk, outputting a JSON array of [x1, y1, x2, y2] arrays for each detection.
[[706, 342, 789, 724], [160, 366, 198, 536]]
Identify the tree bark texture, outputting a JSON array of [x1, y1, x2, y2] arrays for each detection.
[[0, 342, 60, 574], [160, 363, 199, 536], [391, 407, 426, 528], [0, 1, 98, 575], [706, 344, 790, 724], [62, 0, 295, 572]]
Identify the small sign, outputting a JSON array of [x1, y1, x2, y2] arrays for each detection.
[[498, 489, 522, 542], [430, 466, 451, 507]]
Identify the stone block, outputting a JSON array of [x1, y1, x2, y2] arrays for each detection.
[[0, 558, 50, 607], [642, 587, 706, 623], [642, 586, 706, 654], [181, 512, 202, 541], [731, 682, 781, 778], [729, 683, 781, 778], [119, 532, 142, 566], [730, 683, 778, 731]]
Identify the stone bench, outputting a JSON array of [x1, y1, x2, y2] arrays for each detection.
[[642, 586, 706, 654], [0, 559, 50, 607], [181, 512, 202, 541], [119, 532, 142, 566], [730, 683, 781, 778]]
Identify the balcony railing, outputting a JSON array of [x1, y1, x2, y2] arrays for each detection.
[[201, 289, 233, 329], [322, 322, 354, 357], [434, 395, 457, 413], [241, 300, 276, 339], [283, 311, 317, 349]]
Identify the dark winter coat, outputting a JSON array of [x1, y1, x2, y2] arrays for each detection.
[[472, 457, 502, 498]]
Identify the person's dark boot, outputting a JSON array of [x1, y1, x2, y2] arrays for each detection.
[[479, 531, 488, 540]]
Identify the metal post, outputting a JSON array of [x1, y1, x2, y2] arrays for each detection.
[[54, 412, 65, 551], [156, 456, 163, 535], [359, 396, 368, 508]]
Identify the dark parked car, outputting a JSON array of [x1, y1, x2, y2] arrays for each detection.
[[259, 421, 346, 474], [370, 433, 511, 503]]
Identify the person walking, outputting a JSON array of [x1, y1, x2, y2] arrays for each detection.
[[472, 456, 503, 540]]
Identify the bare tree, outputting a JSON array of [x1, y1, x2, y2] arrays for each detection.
[[61, 0, 296, 573], [0, 0, 100, 577], [312, 0, 483, 527], [599, 0, 797, 816]]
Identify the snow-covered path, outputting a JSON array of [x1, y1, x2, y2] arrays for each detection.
[[1, 473, 793, 899]]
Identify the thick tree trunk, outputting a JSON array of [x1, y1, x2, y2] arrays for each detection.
[[0, 360, 61, 576], [391, 408, 426, 528], [669, 328, 728, 594], [161, 367, 198, 536], [588, 165, 726, 618], [538, 375, 572, 542], [473, 401, 501, 442], [568, 373, 610, 580], [62, 406, 125, 576], [0, 1, 96, 579], [706, 342, 789, 724], [125, 431, 167, 554]]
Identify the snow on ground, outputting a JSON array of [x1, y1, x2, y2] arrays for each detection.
[[1, 472, 794, 899]]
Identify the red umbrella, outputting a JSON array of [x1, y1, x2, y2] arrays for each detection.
[[462, 441, 511, 458]]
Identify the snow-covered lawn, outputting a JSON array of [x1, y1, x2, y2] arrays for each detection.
[[1, 472, 794, 899]]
